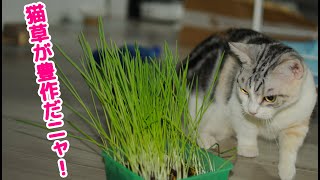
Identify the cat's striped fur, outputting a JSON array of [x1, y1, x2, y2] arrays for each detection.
[[179, 28, 317, 180], [179, 28, 300, 102]]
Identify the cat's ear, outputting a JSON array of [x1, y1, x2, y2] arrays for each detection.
[[274, 59, 304, 80], [228, 42, 253, 65]]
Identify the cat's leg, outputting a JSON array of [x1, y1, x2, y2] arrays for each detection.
[[198, 122, 233, 149], [196, 105, 227, 149], [235, 121, 259, 157], [189, 94, 217, 149], [197, 120, 233, 149], [197, 111, 218, 149], [197, 130, 217, 149], [278, 120, 309, 180]]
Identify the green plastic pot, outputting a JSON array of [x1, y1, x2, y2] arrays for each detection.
[[102, 149, 233, 180]]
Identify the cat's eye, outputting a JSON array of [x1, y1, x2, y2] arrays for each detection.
[[240, 88, 249, 95], [264, 96, 276, 103]]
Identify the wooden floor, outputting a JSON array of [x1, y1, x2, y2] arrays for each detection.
[[2, 18, 318, 180]]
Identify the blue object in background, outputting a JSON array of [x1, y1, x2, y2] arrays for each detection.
[[121, 44, 161, 62], [92, 44, 161, 65], [283, 40, 318, 86]]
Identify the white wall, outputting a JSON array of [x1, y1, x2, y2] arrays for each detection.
[[2, 0, 129, 29]]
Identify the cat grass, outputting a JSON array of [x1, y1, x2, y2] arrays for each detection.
[[19, 18, 229, 179]]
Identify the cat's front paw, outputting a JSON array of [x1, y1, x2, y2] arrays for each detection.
[[278, 163, 296, 180], [197, 133, 217, 149], [237, 145, 259, 157]]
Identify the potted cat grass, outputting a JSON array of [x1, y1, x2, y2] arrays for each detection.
[[54, 18, 234, 179]]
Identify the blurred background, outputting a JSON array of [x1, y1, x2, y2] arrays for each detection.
[[2, 0, 318, 84], [3, 0, 319, 40], [2, 0, 318, 180], [3, 0, 318, 40]]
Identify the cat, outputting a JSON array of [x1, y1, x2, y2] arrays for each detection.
[[178, 28, 318, 180]]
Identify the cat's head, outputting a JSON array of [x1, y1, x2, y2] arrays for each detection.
[[229, 42, 305, 120]]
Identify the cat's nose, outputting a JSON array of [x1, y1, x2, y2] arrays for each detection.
[[248, 110, 257, 116]]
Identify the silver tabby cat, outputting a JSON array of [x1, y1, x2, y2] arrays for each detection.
[[179, 28, 317, 180]]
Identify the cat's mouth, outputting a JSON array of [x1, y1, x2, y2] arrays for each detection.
[[243, 112, 270, 125], [244, 111, 268, 121]]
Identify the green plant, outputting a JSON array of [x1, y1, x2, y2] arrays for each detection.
[[19, 17, 232, 179]]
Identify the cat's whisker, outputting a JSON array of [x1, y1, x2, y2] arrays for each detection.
[[267, 118, 280, 150], [240, 109, 246, 117], [265, 118, 274, 152], [269, 119, 280, 149]]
